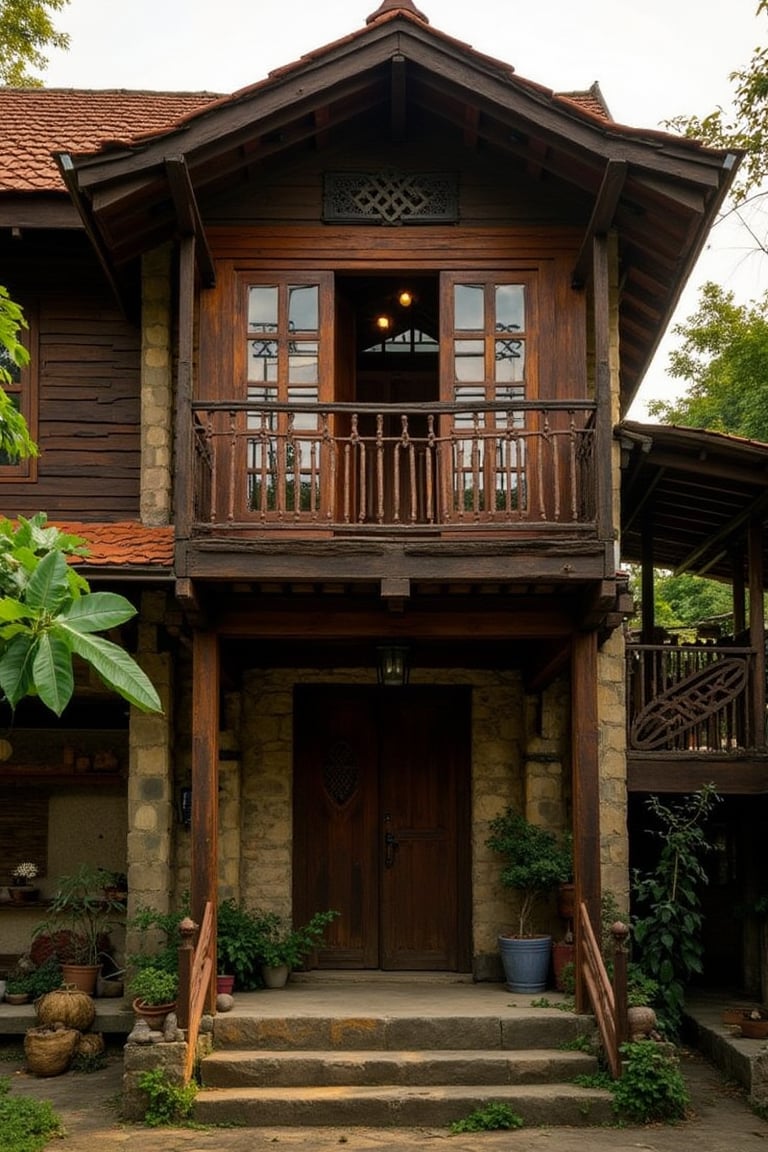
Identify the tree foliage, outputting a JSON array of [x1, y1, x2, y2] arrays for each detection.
[[665, 1, 768, 202], [648, 281, 768, 441], [0, 287, 38, 461], [0, 0, 69, 86]]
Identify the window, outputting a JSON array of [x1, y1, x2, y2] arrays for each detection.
[[0, 300, 37, 481], [441, 275, 534, 516], [239, 275, 331, 519]]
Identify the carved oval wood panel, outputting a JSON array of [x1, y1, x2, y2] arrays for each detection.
[[630, 656, 748, 751]]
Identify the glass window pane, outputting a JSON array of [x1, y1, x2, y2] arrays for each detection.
[[496, 284, 525, 333], [248, 286, 278, 332], [288, 342, 318, 384], [288, 386, 319, 429], [454, 284, 484, 331], [453, 384, 485, 429], [248, 339, 278, 382], [454, 339, 484, 382], [288, 285, 318, 331], [495, 338, 525, 382]]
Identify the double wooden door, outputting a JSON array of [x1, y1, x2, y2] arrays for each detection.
[[293, 685, 471, 970]]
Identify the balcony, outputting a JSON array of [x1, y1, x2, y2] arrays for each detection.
[[190, 399, 598, 536], [626, 641, 768, 792]]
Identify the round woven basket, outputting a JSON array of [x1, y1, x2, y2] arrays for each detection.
[[35, 987, 96, 1032], [24, 1026, 79, 1077]]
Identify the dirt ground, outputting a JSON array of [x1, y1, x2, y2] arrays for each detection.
[[1, 1042, 767, 1152]]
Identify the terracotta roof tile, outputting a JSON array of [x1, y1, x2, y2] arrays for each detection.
[[0, 88, 219, 192], [51, 521, 174, 568]]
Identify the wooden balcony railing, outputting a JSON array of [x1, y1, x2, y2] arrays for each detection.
[[626, 643, 757, 753], [178, 903, 214, 1083], [190, 399, 597, 533], [577, 902, 628, 1079]]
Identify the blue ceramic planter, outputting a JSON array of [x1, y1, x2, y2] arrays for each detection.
[[498, 933, 552, 993]]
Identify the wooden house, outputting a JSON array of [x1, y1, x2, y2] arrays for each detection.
[[2, 0, 759, 1005]]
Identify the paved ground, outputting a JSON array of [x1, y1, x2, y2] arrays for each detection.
[[1, 1041, 767, 1152]]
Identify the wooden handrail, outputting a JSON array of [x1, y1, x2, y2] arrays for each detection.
[[577, 900, 628, 1079], [177, 902, 215, 1083]]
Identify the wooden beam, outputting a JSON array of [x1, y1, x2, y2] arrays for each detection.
[[593, 234, 614, 543], [390, 54, 407, 143], [628, 755, 768, 794], [572, 630, 601, 1013], [54, 153, 132, 318], [674, 489, 768, 576], [572, 160, 627, 288], [174, 234, 196, 542], [191, 629, 219, 1016], [164, 157, 216, 289]]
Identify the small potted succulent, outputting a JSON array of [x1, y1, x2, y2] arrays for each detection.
[[9, 862, 40, 903]]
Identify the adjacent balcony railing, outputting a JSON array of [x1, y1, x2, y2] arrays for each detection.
[[190, 399, 597, 533], [626, 642, 758, 753]]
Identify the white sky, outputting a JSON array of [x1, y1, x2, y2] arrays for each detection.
[[40, 0, 768, 419]]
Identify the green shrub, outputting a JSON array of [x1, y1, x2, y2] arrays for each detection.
[[137, 1067, 197, 1127], [449, 1101, 523, 1132], [0, 1076, 61, 1152], [611, 1041, 689, 1124], [128, 966, 178, 1005]]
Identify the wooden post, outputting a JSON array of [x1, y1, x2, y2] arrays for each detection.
[[748, 518, 766, 747], [176, 915, 198, 1030], [732, 549, 746, 637], [572, 630, 601, 1014], [174, 234, 195, 541], [191, 628, 219, 1014], [593, 234, 614, 547], [611, 920, 630, 1054]]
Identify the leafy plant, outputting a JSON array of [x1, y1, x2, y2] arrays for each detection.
[[127, 903, 188, 977], [486, 806, 572, 936], [33, 865, 125, 966], [0, 1075, 61, 1152], [632, 785, 720, 1039], [0, 512, 161, 716], [217, 899, 277, 989], [611, 1041, 689, 1123], [137, 1067, 197, 1127], [255, 909, 340, 970], [449, 1101, 523, 1132], [128, 966, 178, 1006], [19, 958, 62, 999]]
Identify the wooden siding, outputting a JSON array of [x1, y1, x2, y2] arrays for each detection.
[[0, 234, 141, 520]]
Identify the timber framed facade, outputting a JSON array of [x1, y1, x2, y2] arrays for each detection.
[[3, 0, 764, 1002]]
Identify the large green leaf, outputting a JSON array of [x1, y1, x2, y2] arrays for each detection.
[[24, 549, 70, 614], [32, 631, 74, 716], [59, 592, 137, 634], [0, 633, 37, 706], [62, 628, 162, 713], [0, 597, 27, 622]]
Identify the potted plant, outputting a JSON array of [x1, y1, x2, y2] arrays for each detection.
[[32, 864, 125, 994], [255, 909, 339, 988], [486, 806, 572, 993], [216, 898, 276, 993], [100, 870, 128, 904], [128, 965, 178, 1027]]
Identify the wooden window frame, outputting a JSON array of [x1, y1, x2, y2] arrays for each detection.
[[0, 298, 38, 482]]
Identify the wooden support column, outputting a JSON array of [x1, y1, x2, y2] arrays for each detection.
[[572, 630, 601, 1014], [748, 519, 766, 746], [732, 548, 746, 637], [641, 514, 655, 644], [174, 234, 195, 542], [191, 628, 219, 1014], [593, 234, 614, 552]]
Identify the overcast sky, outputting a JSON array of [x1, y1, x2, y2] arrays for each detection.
[[41, 0, 768, 418]]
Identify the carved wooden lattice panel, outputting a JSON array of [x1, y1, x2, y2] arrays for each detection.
[[630, 657, 748, 751], [324, 171, 458, 224], [322, 741, 359, 807]]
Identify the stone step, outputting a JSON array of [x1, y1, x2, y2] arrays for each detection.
[[211, 1011, 593, 1052], [201, 1047, 598, 1088], [192, 1082, 614, 1128]]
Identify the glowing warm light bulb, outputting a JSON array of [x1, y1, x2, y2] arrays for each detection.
[[376, 314, 392, 331], [398, 290, 413, 307]]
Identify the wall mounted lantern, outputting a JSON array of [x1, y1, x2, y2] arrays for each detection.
[[376, 645, 410, 687]]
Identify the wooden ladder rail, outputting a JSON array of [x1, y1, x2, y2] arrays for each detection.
[[177, 901, 215, 1083], [577, 900, 629, 1079]]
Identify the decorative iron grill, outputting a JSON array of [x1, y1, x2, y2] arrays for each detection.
[[324, 171, 458, 224]]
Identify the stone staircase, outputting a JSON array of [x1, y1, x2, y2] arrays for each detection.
[[193, 980, 613, 1128]]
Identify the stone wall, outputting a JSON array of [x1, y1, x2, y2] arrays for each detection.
[[140, 246, 173, 526]]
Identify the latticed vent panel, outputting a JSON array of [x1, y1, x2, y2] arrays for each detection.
[[322, 741, 359, 807], [324, 171, 458, 224]]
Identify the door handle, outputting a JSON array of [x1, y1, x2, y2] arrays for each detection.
[[384, 830, 399, 868]]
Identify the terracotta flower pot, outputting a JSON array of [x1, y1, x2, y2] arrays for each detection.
[[740, 1013, 768, 1039], [216, 974, 235, 995], [132, 998, 176, 1028], [60, 964, 101, 996]]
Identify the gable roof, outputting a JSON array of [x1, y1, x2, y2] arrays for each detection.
[[3, 4, 739, 411]]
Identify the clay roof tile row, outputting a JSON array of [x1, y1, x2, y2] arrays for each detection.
[[51, 521, 175, 569]]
